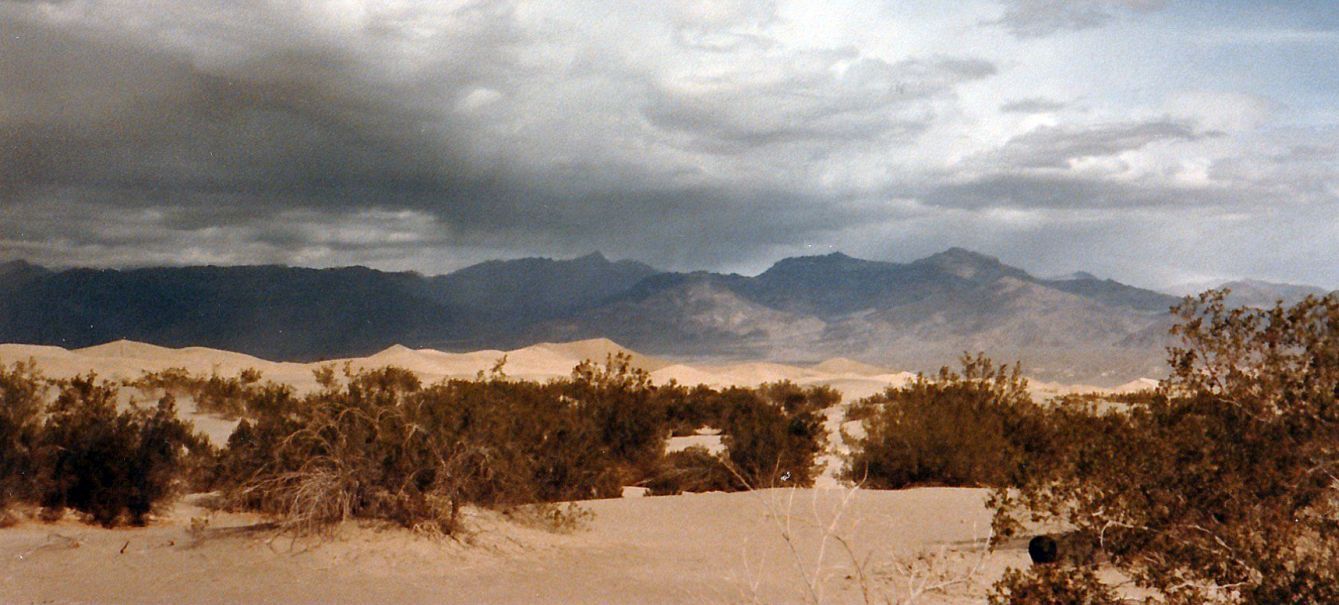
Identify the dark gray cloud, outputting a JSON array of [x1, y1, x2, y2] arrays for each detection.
[[923, 172, 1232, 211], [970, 120, 1206, 169], [0, 1, 997, 273], [991, 0, 1167, 38], [0, 1, 1336, 289], [643, 55, 995, 153], [999, 97, 1068, 113]]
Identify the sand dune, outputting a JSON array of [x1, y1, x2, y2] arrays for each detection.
[[0, 338, 1154, 403], [812, 356, 891, 376]]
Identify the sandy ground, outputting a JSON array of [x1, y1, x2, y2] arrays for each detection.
[[1, 488, 1026, 604], [0, 338, 1146, 603]]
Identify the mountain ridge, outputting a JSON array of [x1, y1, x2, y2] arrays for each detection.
[[0, 249, 1208, 383]]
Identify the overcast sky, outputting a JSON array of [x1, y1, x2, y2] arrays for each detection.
[[2, 0, 1336, 288]]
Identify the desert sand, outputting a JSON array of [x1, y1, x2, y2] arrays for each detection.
[[0, 339, 1148, 603], [1, 488, 1022, 604]]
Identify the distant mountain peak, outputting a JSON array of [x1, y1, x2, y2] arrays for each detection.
[[760, 251, 879, 274], [921, 247, 1001, 264], [1214, 279, 1331, 308], [574, 251, 609, 263], [1052, 271, 1100, 282], [0, 259, 50, 284], [914, 247, 1020, 281]]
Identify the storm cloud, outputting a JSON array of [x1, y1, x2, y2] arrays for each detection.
[[2, 0, 1337, 288]]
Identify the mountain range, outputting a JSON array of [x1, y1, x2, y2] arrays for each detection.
[[0, 249, 1330, 384]]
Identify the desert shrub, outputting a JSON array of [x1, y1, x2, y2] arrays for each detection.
[[0, 360, 47, 506], [564, 354, 669, 486], [844, 354, 1042, 489], [990, 291, 1339, 604], [218, 355, 835, 533], [193, 369, 265, 417], [645, 447, 735, 495], [218, 360, 657, 534], [220, 366, 468, 534], [988, 565, 1120, 605], [126, 366, 195, 396], [37, 375, 204, 527], [661, 383, 720, 436], [757, 380, 841, 414], [718, 384, 826, 488], [130, 366, 268, 418]]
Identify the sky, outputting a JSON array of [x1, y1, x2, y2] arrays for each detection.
[[1, 0, 1337, 289]]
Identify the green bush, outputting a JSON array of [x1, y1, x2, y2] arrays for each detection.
[[0, 360, 47, 507], [646, 447, 735, 495], [844, 354, 1040, 489], [718, 385, 826, 488], [216, 356, 834, 533], [217, 359, 661, 534], [37, 375, 204, 527], [129, 366, 269, 418], [564, 354, 669, 487], [991, 291, 1339, 604]]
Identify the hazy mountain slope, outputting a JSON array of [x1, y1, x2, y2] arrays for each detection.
[[0, 265, 453, 360], [737, 252, 962, 317], [1044, 275, 1180, 313], [820, 277, 1174, 381], [0, 248, 1207, 381], [530, 249, 1179, 381], [429, 252, 657, 325], [1216, 279, 1332, 308], [535, 274, 826, 359], [1162, 278, 1334, 308]]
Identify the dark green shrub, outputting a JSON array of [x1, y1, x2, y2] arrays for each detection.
[[661, 383, 719, 436], [217, 363, 634, 534], [646, 447, 735, 495], [991, 291, 1339, 604], [719, 385, 826, 488], [37, 375, 203, 527], [0, 360, 47, 506], [845, 354, 1038, 489], [130, 366, 270, 418], [757, 380, 840, 414], [217, 356, 834, 533], [564, 354, 668, 486]]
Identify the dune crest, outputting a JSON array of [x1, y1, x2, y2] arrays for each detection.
[[1, 338, 1156, 402]]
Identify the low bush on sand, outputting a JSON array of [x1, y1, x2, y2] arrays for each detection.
[[129, 366, 269, 418], [2, 351, 833, 532], [214, 355, 834, 534], [0, 360, 46, 508], [0, 365, 209, 527], [843, 353, 1047, 489], [989, 291, 1339, 604]]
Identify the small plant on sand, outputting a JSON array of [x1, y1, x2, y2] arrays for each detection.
[[646, 446, 735, 495], [129, 366, 270, 418]]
